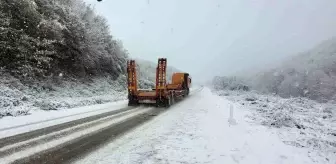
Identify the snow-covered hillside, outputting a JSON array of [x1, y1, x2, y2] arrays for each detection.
[[212, 89, 336, 163], [0, 70, 128, 118], [0, 0, 130, 117], [213, 37, 336, 103], [250, 37, 336, 102], [0, 59, 183, 118], [0, 0, 183, 118], [0, 0, 128, 79]]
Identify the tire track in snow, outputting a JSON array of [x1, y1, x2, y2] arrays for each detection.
[[11, 107, 166, 164], [72, 89, 204, 164], [1, 87, 203, 164], [0, 104, 125, 132], [0, 106, 138, 148], [0, 108, 137, 158]]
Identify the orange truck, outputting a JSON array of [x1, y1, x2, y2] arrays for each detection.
[[127, 58, 191, 107]]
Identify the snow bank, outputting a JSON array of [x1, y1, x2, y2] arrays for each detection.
[[0, 71, 127, 118], [0, 100, 128, 139], [213, 89, 336, 163]]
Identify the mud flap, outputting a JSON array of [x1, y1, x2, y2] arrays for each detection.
[[128, 96, 139, 106], [156, 98, 171, 108]]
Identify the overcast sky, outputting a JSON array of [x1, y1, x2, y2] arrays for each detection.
[[84, 0, 336, 82]]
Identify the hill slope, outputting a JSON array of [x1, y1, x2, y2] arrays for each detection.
[[0, 0, 127, 80], [0, 0, 130, 117], [213, 37, 336, 103], [0, 0, 183, 118], [251, 37, 336, 102]]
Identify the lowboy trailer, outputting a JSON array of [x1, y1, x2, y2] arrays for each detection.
[[127, 58, 191, 107]]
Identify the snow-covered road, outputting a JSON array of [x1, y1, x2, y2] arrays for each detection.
[[75, 87, 316, 164], [0, 100, 129, 138]]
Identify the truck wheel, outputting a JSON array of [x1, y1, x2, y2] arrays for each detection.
[[155, 99, 164, 107]]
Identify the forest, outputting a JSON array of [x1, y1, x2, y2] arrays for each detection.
[[0, 0, 178, 116], [0, 0, 127, 80]]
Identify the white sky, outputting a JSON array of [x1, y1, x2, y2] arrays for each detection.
[[84, 0, 336, 82]]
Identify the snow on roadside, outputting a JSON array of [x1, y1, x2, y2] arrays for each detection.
[[213, 89, 336, 163], [75, 88, 314, 164], [0, 71, 127, 118], [0, 100, 129, 139], [1, 107, 153, 164], [0, 63, 181, 118]]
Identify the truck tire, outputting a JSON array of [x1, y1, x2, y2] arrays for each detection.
[[156, 98, 171, 108], [155, 99, 165, 107]]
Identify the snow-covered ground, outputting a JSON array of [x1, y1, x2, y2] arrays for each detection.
[[1, 106, 154, 164], [0, 86, 199, 139], [0, 100, 128, 138], [0, 72, 128, 118], [213, 89, 336, 163], [75, 87, 324, 164]]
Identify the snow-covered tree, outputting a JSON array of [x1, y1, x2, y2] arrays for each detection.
[[227, 37, 336, 102], [0, 0, 54, 78], [0, 0, 129, 80]]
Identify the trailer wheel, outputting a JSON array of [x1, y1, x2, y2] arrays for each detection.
[[155, 99, 164, 107], [155, 102, 160, 107], [162, 97, 172, 108]]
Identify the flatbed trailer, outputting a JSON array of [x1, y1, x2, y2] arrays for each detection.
[[127, 58, 191, 107]]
